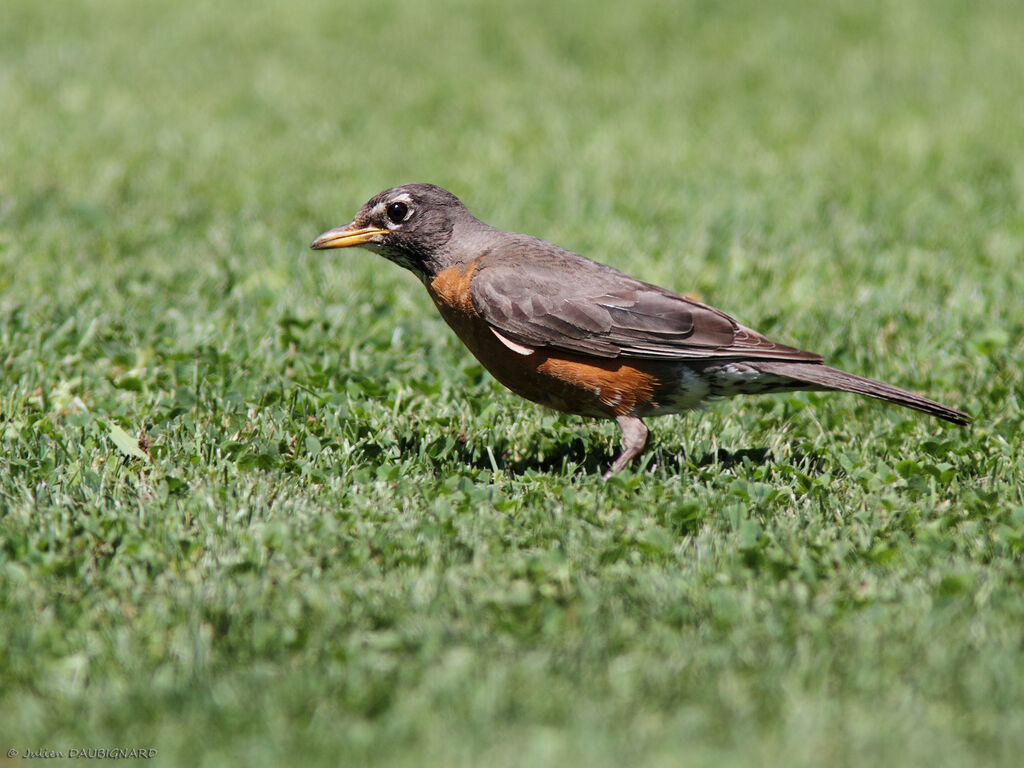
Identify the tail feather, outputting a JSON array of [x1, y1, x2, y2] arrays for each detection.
[[751, 361, 970, 425]]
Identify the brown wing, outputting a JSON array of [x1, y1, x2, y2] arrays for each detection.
[[469, 248, 822, 362]]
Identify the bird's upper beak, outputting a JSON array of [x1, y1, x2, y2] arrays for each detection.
[[310, 222, 389, 250]]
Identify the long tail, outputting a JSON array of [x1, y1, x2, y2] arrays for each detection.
[[751, 361, 970, 425]]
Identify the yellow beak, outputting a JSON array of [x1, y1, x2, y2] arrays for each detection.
[[310, 223, 389, 250]]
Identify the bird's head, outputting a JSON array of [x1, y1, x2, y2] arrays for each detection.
[[311, 183, 469, 280]]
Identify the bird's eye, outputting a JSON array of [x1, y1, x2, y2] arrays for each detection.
[[386, 201, 409, 224]]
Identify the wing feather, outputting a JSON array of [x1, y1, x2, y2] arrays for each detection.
[[468, 247, 822, 362]]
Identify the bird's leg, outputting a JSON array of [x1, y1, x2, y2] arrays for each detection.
[[603, 415, 649, 479]]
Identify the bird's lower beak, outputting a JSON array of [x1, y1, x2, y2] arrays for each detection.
[[310, 223, 389, 250]]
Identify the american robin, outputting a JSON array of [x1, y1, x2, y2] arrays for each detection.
[[312, 183, 968, 477]]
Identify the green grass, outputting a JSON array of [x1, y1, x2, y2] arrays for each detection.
[[1, 0, 1023, 765]]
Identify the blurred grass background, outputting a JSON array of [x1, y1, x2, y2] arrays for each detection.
[[1, 0, 1022, 766]]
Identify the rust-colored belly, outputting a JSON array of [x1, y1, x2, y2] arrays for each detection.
[[426, 263, 665, 418]]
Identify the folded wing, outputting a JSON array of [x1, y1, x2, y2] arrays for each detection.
[[469, 253, 822, 362]]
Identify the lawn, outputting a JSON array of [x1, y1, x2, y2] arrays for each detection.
[[1, 0, 1022, 765]]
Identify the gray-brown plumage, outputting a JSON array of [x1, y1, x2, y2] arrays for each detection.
[[312, 183, 969, 476]]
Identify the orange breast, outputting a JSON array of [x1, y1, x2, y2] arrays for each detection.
[[426, 263, 665, 418]]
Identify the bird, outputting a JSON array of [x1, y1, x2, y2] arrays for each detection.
[[311, 183, 969, 477]]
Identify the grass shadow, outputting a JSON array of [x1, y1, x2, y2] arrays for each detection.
[[396, 432, 830, 479]]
